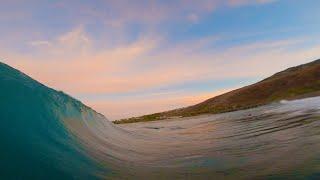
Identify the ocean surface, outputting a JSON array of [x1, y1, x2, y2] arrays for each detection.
[[116, 97, 320, 179], [1, 62, 320, 179]]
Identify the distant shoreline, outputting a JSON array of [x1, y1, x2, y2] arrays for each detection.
[[114, 92, 320, 124], [114, 59, 320, 124]]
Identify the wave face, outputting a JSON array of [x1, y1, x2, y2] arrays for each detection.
[[0, 63, 107, 179], [1, 62, 320, 179]]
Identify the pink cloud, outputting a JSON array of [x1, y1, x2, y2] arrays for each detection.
[[53, 0, 276, 27], [2, 26, 319, 120], [88, 88, 233, 120], [3, 28, 319, 97], [228, 0, 276, 6]]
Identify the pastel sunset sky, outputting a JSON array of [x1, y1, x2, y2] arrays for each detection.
[[1, 0, 320, 120]]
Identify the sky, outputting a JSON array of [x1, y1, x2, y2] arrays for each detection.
[[1, 0, 320, 120]]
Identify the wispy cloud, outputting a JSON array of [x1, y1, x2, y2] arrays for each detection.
[[88, 88, 234, 120], [28, 40, 51, 47], [5, 27, 314, 95], [2, 0, 319, 120], [228, 0, 277, 6], [2, 25, 320, 120], [50, 0, 276, 27]]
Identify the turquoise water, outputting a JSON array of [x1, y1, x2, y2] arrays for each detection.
[[0, 63, 105, 179], [1, 62, 320, 179]]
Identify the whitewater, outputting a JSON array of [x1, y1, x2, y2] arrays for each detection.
[[1, 62, 320, 179]]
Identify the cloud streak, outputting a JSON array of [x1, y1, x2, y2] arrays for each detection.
[[2, 0, 320, 120], [5, 27, 317, 95], [2, 25, 320, 120]]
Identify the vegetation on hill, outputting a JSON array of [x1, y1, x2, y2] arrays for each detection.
[[114, 59, 320, 124]]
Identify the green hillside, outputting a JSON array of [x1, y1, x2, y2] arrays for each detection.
[[115, 59, 320, 124]]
